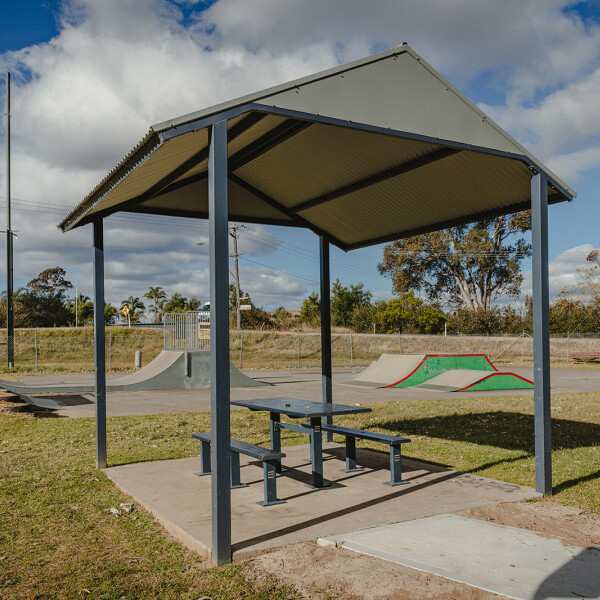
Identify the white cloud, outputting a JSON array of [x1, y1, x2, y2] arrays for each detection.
[[520, 244, 595, 298]]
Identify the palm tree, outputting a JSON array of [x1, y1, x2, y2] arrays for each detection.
[[144, 286, 167, 323], [120, 296, 145, 327]]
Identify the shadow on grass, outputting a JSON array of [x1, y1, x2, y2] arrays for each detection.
[[375, 411, 600, 493], [552, 469, 600, 495], [377, 411, 600, 453]]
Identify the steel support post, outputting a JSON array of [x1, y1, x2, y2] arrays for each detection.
[[319, 235, 333, 440], [208, 120, 231, 565], [93, 220, 107, 469], [531, 173, 552, 496]]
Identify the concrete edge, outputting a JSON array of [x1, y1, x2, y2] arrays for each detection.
[[103, 471, 211, 560]]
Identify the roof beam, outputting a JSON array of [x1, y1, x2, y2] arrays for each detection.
[[75, 113, 267, 227], [229, 173, 346, 248], [291, 147, 461, 214], [130, 118, 312, 202], [229, 118, 312, 172], [125, 204, 299, 228]]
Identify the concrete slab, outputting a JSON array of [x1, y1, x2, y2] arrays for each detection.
[[320, 514, 600, 600], [103, 444, 539, 560]]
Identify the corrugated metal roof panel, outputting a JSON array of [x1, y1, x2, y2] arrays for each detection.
[[83, 128, 209, 219], [298, 152, 535, 246], [234, 123, 440, 208], [168, 113, 288, 186]]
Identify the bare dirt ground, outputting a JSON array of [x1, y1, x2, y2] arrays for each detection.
[[247, 500, 600, 600]]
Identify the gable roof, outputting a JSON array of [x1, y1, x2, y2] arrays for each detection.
[[59, 44, 574, 249]]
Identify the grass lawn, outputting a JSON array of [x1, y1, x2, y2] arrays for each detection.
[[1, 392, 598, 599]]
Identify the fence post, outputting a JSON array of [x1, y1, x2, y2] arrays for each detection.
[[350, 331, 353, 367], [521, 331, 525, 362], [239, 330, 244, 368], [566, 331, 570, 363], [398, 331, 402, 353], [34, 328, 38, 371], [444, 323, 447, 352], [108, 327, 112, 372], [487, 332, 490, 358], [297, 331, 301, 367]]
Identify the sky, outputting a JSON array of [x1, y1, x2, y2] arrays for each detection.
[[1, 0, 600, 315]]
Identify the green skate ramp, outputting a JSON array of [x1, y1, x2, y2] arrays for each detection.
[[384, 353, 496, 388], [416, 369, 534, 392]]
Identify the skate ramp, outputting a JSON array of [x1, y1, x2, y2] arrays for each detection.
[[351, 353, 426, 387], [0, 350, 266, 395], [350, 353, 496, 387], [416, 369, 533, 392], [349, 352, 532, 391]]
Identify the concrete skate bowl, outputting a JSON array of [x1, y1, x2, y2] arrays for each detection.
[[0, 350, 267, 395], [350, 353, 533, 391]]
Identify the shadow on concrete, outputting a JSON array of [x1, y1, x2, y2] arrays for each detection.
[[232, 467, 458, 553], [533, 547, 600, 599]]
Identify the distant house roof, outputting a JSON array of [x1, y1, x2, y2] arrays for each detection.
[[59, 44, 574, 250]]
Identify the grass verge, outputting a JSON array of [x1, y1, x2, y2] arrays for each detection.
[[1, 391, 598, 598]]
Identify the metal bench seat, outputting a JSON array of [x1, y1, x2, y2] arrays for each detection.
[[320, 423, 410, 486], [192, 432, 285, 506]]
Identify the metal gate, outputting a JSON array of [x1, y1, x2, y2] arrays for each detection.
[[163, 312, 210, 350]]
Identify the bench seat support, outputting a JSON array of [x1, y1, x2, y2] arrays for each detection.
[[319, 424, 410, 486], [193, 433, 284, 506]]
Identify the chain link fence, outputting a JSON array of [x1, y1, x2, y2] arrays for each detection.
[[0, 327, 597, 372]]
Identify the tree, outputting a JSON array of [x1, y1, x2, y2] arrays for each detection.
[[66, 294, 94, 326], [378, 213, 531, 311], [301, 292, 320, 327], [120, 296, 145, 326], [162, 292, 202, 314], [13, 267, 74, 327], [27, 267, 73, 299], [104, 302, 118, 325], [331, 280, 372, 327], [144, 286, 167, 322], [375, 291, 445, 334]]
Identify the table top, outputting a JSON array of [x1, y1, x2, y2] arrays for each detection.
[[230, 397, 372, 418]]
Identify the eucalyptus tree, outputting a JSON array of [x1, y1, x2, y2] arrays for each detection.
[[378, 212, 531, 311]]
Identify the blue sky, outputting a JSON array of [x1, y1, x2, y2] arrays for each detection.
[[1, 0, 600, 313]]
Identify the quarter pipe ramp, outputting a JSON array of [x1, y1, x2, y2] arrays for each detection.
[[0, 350, 266, 394]]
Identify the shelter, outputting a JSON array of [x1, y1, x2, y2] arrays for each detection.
[[59, 44, 575, 565]]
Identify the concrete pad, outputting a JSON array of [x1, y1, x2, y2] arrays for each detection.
[[103, 444, 539, 560], [321, 514, 600, 600]]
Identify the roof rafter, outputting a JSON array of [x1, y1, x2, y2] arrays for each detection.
[[229, 173, 346, 248]]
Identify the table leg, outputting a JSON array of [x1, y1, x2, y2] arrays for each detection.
[[269, 412, 287, 473], [308, 416, 330, 488]]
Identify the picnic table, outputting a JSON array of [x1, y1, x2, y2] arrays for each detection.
[[230, 397, 371, 488]]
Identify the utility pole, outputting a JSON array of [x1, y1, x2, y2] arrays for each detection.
[[5, 72, 14, 368], [229, 224, 245, 330], [75, 288, 78, 328]]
